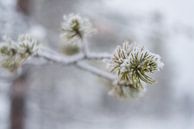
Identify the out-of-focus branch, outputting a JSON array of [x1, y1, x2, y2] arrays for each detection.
[[10, 69, 29, 129]]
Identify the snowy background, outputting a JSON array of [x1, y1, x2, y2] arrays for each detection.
[[0, 0, 194, 129]]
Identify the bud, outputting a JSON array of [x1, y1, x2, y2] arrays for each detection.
[[18, 34, 39, 58], [61, 14, 96, 44]]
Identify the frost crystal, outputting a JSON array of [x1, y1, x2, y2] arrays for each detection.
[[61, 14, 96, 44], [107, 41, 164, 92]]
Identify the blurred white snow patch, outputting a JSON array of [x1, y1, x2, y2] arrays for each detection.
[[52, 68, 107, 114], [0, 94, 9, 116], [0, 81, 10, 129], [28, 25, 47, 41], [121, 115, 193, 129], [167, 36, 194, 98], [0, 0, 16, 8], [103, 0, 194, 24], [78, 0, 194, 30]]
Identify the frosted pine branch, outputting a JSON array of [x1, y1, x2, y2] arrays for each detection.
[[0, 13, 164, 99]]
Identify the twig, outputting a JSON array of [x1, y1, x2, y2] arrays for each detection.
[[75, 62, 115, 81], [36, 48, 84, 65], [31, 47, 114, 81], [86, 52, 112, 60]]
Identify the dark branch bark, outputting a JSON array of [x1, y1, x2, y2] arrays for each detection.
[[10, 70, 29, 129]]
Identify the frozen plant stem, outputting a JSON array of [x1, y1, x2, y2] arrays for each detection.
[[35, 47, 114, 80], [76, 62, 115, 81], [86, 52, 112, 60], [81, 39, 89, 55], [36, 49, 84, 65]]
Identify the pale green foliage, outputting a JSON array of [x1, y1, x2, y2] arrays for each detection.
[[0, 34, 39, 72], [18, 34, 39, 58], [107, 41, 164, 98], [61, 14, 96, 44]]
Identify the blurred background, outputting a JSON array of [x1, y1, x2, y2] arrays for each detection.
[[0, 0, 194, 129]]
